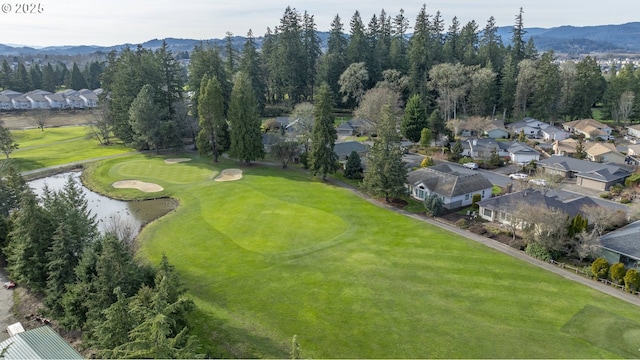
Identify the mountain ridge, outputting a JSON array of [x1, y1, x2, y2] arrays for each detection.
[[2, 22, 640, 56]]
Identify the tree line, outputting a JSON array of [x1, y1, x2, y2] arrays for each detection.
[[0, 167, 201, 358], [0, 59, 102, 92]]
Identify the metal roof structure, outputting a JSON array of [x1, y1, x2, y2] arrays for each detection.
[[0, 325, 82, 359]]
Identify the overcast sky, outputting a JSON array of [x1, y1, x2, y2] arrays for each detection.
[[4, 0, 640, 47]]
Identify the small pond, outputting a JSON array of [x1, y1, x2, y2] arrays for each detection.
[[28, 172, 176, 235]]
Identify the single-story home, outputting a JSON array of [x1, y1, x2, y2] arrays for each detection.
[[0, 325, 83, 359], [563, 119, 613, 141], [333, 141, 369, 161], [541, 126, 571, 142], [553, 138, 579, 157], [585, 142, 625, 164], [0, 94, 11, 110], [537, 155, 631, 191], [465, 138, 509, 159], [484, 119, 509, 139], [407, 163, 493, 210], [599, 220, 640, 268], [626, 124, 640, 140], [508, 117, 550, 139], [337, 119, 375, 137], [505, 142, 540, 164]]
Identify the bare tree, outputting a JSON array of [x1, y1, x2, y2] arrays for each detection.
[[354, 87, 403, 130], [575, 230, 600, 262], [103, 214, 138, 253], [32, 109, 51, 131], [581, 205, 629, 236], [522, 205, 570, 254], [289, 102, 314, 153], [614, 90, 635, 125], [88, 102, 113, 145]]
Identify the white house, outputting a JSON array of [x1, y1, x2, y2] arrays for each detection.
[[541, 126, 570, 142], [11, 94, 31, 109], [506, 142, 540, 164], [0, 94, 11, 110], [25, 90, 52, 109], [484, 119, 510, 139], [79, 91, 98, 108], [626, 124, 640, 140], [45, 93, 67, 109], [407, 164, 493, 210], [509, 117, 550, 139]]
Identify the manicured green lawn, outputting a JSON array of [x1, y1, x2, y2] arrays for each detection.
[[9, 127, 133, 171], [85, 155, 640, 358]]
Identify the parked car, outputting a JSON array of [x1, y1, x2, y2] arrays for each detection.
[[509, 173, 528, 180], [529, 178, 547, 186], [463, 162, 478, 170]]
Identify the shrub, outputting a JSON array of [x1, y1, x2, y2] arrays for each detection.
[[423, 194, 444, 217], [624, 269, 640, 292], [458, 157, 474, 165], [455, 218, 469, 229], [344, 151, 362, 179], [471, 194, 482, 209], [420, 157, 434, 168], [525, 243, 552, 262], [591, 257, 610, 279], [599, 193, 610, 199], [610, 262, 626, 284], [624, 173, 640, 187]]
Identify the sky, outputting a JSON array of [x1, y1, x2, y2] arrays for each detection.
[[3, 0, 640, 47]]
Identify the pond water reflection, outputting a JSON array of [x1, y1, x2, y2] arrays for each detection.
[[28, 172, 176, 235]]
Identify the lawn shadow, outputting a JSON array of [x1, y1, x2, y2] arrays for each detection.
[[188, 305, 289, 359], [561, 304, 640, 358]]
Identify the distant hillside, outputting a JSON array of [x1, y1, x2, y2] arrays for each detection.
[[2, 22, 640, 57]]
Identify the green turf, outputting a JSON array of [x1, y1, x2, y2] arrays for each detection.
[[85, 155, 640, 358], [9, 127, 133, 171]]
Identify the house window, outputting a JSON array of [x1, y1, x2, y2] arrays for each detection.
[[416, 189, 425, 199], [482, 190, 485, 197], [465, 194, 470, 200], [483, 208, 492, 218]]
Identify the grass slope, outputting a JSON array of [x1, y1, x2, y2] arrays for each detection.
[[9, 126, 132, 171], [86, 155, 640, 359]]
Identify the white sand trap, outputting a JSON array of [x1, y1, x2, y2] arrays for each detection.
[[112, 180, 164, 192], [164, 158, 192, 164], [214, 168, 243, 182]]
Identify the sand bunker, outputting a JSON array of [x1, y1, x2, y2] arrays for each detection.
[[164, 158, 192, 164], [112, 180, 164, 192], [214, 168, 243, 182]]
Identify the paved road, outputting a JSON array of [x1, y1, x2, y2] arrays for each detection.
[[0, 269, 17, 342]]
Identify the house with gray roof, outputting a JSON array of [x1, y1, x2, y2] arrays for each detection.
[[407, 164, 493, 210], [484, 119, 509, 139], [478, 189, 620, 227], [508, 117, 550, 139], [0, 94, 11, 110], [336, 119, 375, 137], [541, 126, 570, 142], [505, 142, 540, 164], [599, 220, 640, 268], [25, 90, 52, 109], [537, 155, 631, 191], [44, 93, 67, 109], [0, 325, 83, 359], [10, 94, 31, 109], [333, 141, 369, 161], [465, 138, 510, 159]]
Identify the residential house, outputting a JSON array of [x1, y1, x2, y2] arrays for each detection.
[[562, 119, 613, 141], [0, 325, 83, 359], [505, 142, 540, 164], [79, 89, 98, 108], [508, 117, 550, 139], [553, 138, 579, 157], [627, 144, 640, 157], [585, 142, 625, 164], [484, 119, 509, 139], [44, 93, 67, 109], [465, 138, 509, 159], [407, 163, 493, 210], [626, 124, 640, 141], [333, 141, 369, 161], [336, 119, 375, 137], [25, 90, 52, 109], [537, 155, 631, 191], [0, 94, 11, 110], [478, 188, 622, 227], [65, 94, 85, 108], [541, 126, 570, 142], [11, 94, 31, 109], [599, 220, 640, 268]]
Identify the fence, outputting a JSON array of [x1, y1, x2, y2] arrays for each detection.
[[549, 259, 635, 295]]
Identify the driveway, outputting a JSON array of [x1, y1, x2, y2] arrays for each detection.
[[0, 270, 17, 342]]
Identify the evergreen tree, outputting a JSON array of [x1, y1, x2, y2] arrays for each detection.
[[570, 56, 606, 119], [240, 29, 266, 113], [224, 31, 237, 76], [188, 44, 230, 120], [511, 7, 527, 63], [68, 62, 88, 90], [318, 15, 348, 104], [479, 16, 504, 72], [428, 109, 446, 142], [93, 287, 134, 356], [443, 16, 461, 63], [41, 63, 57, 92], [0, 60, 12, 90], [401, 94, 428, 143], [277, 7, 306, 105], [500, 55, 518, 119], [408, 4, 432, 98], [4, 190, 54, 293], [29, 64, 42, 89], [449, 140, 463, 161], [309, 83, 338, 180], [362, 104, 407, 202], [0, 125, 19, 159], [11, 63, 31, 92], [343, 150, 362, 179], [420, 128, 432, 148], [302, 12, 321, 101], [155, 41, 184, 121], [346, 11, 369, 66], [196, 75, 229, 162], [228, 72, 264, 164], [389, 9, 409, 72], [531, 51, 561, 121], [129, 84, 165, 152], [84, 61, 104, 89]]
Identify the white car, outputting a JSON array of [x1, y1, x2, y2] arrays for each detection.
[[509, 173, 528, 180], [463, 162, 478, 170], [529, 178, 547, 186]]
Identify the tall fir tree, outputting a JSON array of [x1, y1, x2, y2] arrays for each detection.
[[196, 75, 229, 162], [228, 72, 264, 164], [240, 29, 266, 113], [401, 94, 428, 143], [309, 83, 338, 180], [129, 84, 165, 152]]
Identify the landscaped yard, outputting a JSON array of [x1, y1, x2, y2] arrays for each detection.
[[84, 154, 640, 359], [9, 126, 132, 171]]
